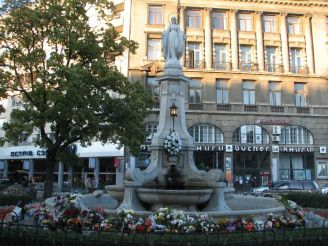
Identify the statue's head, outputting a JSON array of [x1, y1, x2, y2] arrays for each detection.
[[171, 16, 177, 24]]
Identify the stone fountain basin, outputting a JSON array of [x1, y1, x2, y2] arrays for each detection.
[[105, 185, 124, 201], [136, 188, 213, 209]]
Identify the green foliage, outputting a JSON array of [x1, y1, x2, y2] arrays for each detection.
[[281, 192, 328, 209], [0, 194, 33, 206]]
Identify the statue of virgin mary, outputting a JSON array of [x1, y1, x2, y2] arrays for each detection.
[[162, 16, 185, 62]]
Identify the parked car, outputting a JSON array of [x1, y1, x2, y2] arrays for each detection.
[[250, 185, 269, 196], [261, 180, 320, 198], [321, 183, 328, 194]]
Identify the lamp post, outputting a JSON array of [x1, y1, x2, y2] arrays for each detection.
[[170, 102, 178, 130]]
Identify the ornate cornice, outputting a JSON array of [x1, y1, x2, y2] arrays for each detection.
[[217, 0, 328, 8]]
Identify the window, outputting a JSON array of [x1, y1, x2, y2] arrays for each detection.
[[216, 80, 229, 104], [238, 13, 252, 31], [187, 43, 201, 69], [269, 82, 281, 106], [148, 5, 162, 25], [240, 45, 252, 71], [317, 160, 328, 179], [189, 79, 201, 103], [265, 47, 277, 72], [233, 125, 270, 144], [213, 12, 226, 30], [287, 17, 300, 34], [280, 126, 313, 144], [146, 77, 160, 102], [294, 83, 306, 107], [263, 15, 276, 32], [214, 44, 227, 70], [243, 81, 255, 105], [147, 39, 161, 60], [187, 10, 201, 28], [145, 122, 158, 144], [290, 48, 302, 73], [188, 124, 223, 143]]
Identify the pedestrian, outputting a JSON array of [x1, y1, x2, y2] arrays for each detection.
[[86, 177, 93, 193]]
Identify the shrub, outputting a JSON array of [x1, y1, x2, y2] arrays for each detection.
[[0, 194, 33, 206], [281, 192, 328, 209]]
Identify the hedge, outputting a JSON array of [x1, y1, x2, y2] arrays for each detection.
[[281, 192, 328, 209], [0, 194, 33, 206]]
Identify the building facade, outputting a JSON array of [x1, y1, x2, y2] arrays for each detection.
[[112, 0, 328, 188]]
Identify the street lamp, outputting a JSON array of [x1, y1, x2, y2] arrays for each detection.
[[170, 102, 178, 130]]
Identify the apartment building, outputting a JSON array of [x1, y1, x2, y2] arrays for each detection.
[[111, 0, 328, 188]]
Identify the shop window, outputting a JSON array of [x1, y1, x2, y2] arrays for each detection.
[[238, 13, 252, 31], [287, 16, 300, 34], [146, 77, 160, 102], [213, 12, 226, 30], [269, 81, 281, 106], [187, 10, 201, 28], [216, 79, 229, 104], [233, 125, 269, 144], [188, 124, 223, 144], [294, 82, 306, 107], [148, 5, 163, 25], [280, 126, 313, 145], [145, 122, 158, 144], [242, 80, 255, 105], [263, 15, 277, 33], [147, 38, 161, 60], [188, 79, 201, 103]]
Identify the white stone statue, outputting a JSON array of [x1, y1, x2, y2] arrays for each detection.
[[162, 16, 185, 62]]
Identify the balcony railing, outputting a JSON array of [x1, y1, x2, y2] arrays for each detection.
[[213, 61, 231, 71], [244, 105, 258, 112], [189, 103, 203, 110], [270, 106, 284, 113], [239, 62, 258, 72], [217, 104, 231, 111], [296, 107, 310, 113], [290, 66, 309, 75], [152, 101, 160, 109], [265, 64, 283, 73], [185, 59, 203, 70]]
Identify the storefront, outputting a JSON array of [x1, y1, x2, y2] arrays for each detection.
[[0, 141, 124, 190]]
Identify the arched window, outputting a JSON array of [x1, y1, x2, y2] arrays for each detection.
[[145, 122, 158, 144], [280, 126, 313, 144], [233, 125, 269, 144], [188, 124, 223, 143]]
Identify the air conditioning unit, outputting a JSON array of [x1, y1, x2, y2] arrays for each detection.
[[272, 136, 280, 142], [272, 126, 281, 135]]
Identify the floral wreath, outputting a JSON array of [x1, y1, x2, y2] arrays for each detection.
[[164, 129, 182, 157]]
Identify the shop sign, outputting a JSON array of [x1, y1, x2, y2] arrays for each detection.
[[255, 119, 290, 125], [10, 149, 47, 157], [195, 145, 314, 153]]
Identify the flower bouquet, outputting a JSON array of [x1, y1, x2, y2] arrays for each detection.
[[164, 130, 182, 157]]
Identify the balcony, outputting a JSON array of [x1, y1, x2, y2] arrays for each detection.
[[270, 106, 284, 113], [217, 104, 231, 111], [244, 105, 258, 112], [265, 64, 283, 73], [185, 58, 204, 70], [239, 62, 258, 72], [152, 101, 160, 109], [290, 66, 309, 75], [213, 61, 231, 71], [189, 103, 203, 110], [296, 107, 310, 114]]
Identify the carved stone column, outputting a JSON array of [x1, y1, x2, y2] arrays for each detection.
[[230, 10, 238, 70], [304, 14, 314, 74], [256, 11, 264, 71], [204, 8, 212, 69], [280, 13, 289, 73]]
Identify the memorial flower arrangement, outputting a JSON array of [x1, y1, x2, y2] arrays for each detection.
[[164, 130, 182, 156]]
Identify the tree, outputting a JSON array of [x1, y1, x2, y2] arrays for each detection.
[[0, 0, 153, 198]]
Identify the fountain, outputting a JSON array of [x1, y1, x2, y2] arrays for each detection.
[[106, 16, 285, 219]]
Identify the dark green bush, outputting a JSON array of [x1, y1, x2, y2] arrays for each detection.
[[0, 194, 33, 206], [281, 192, 328, 209]]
